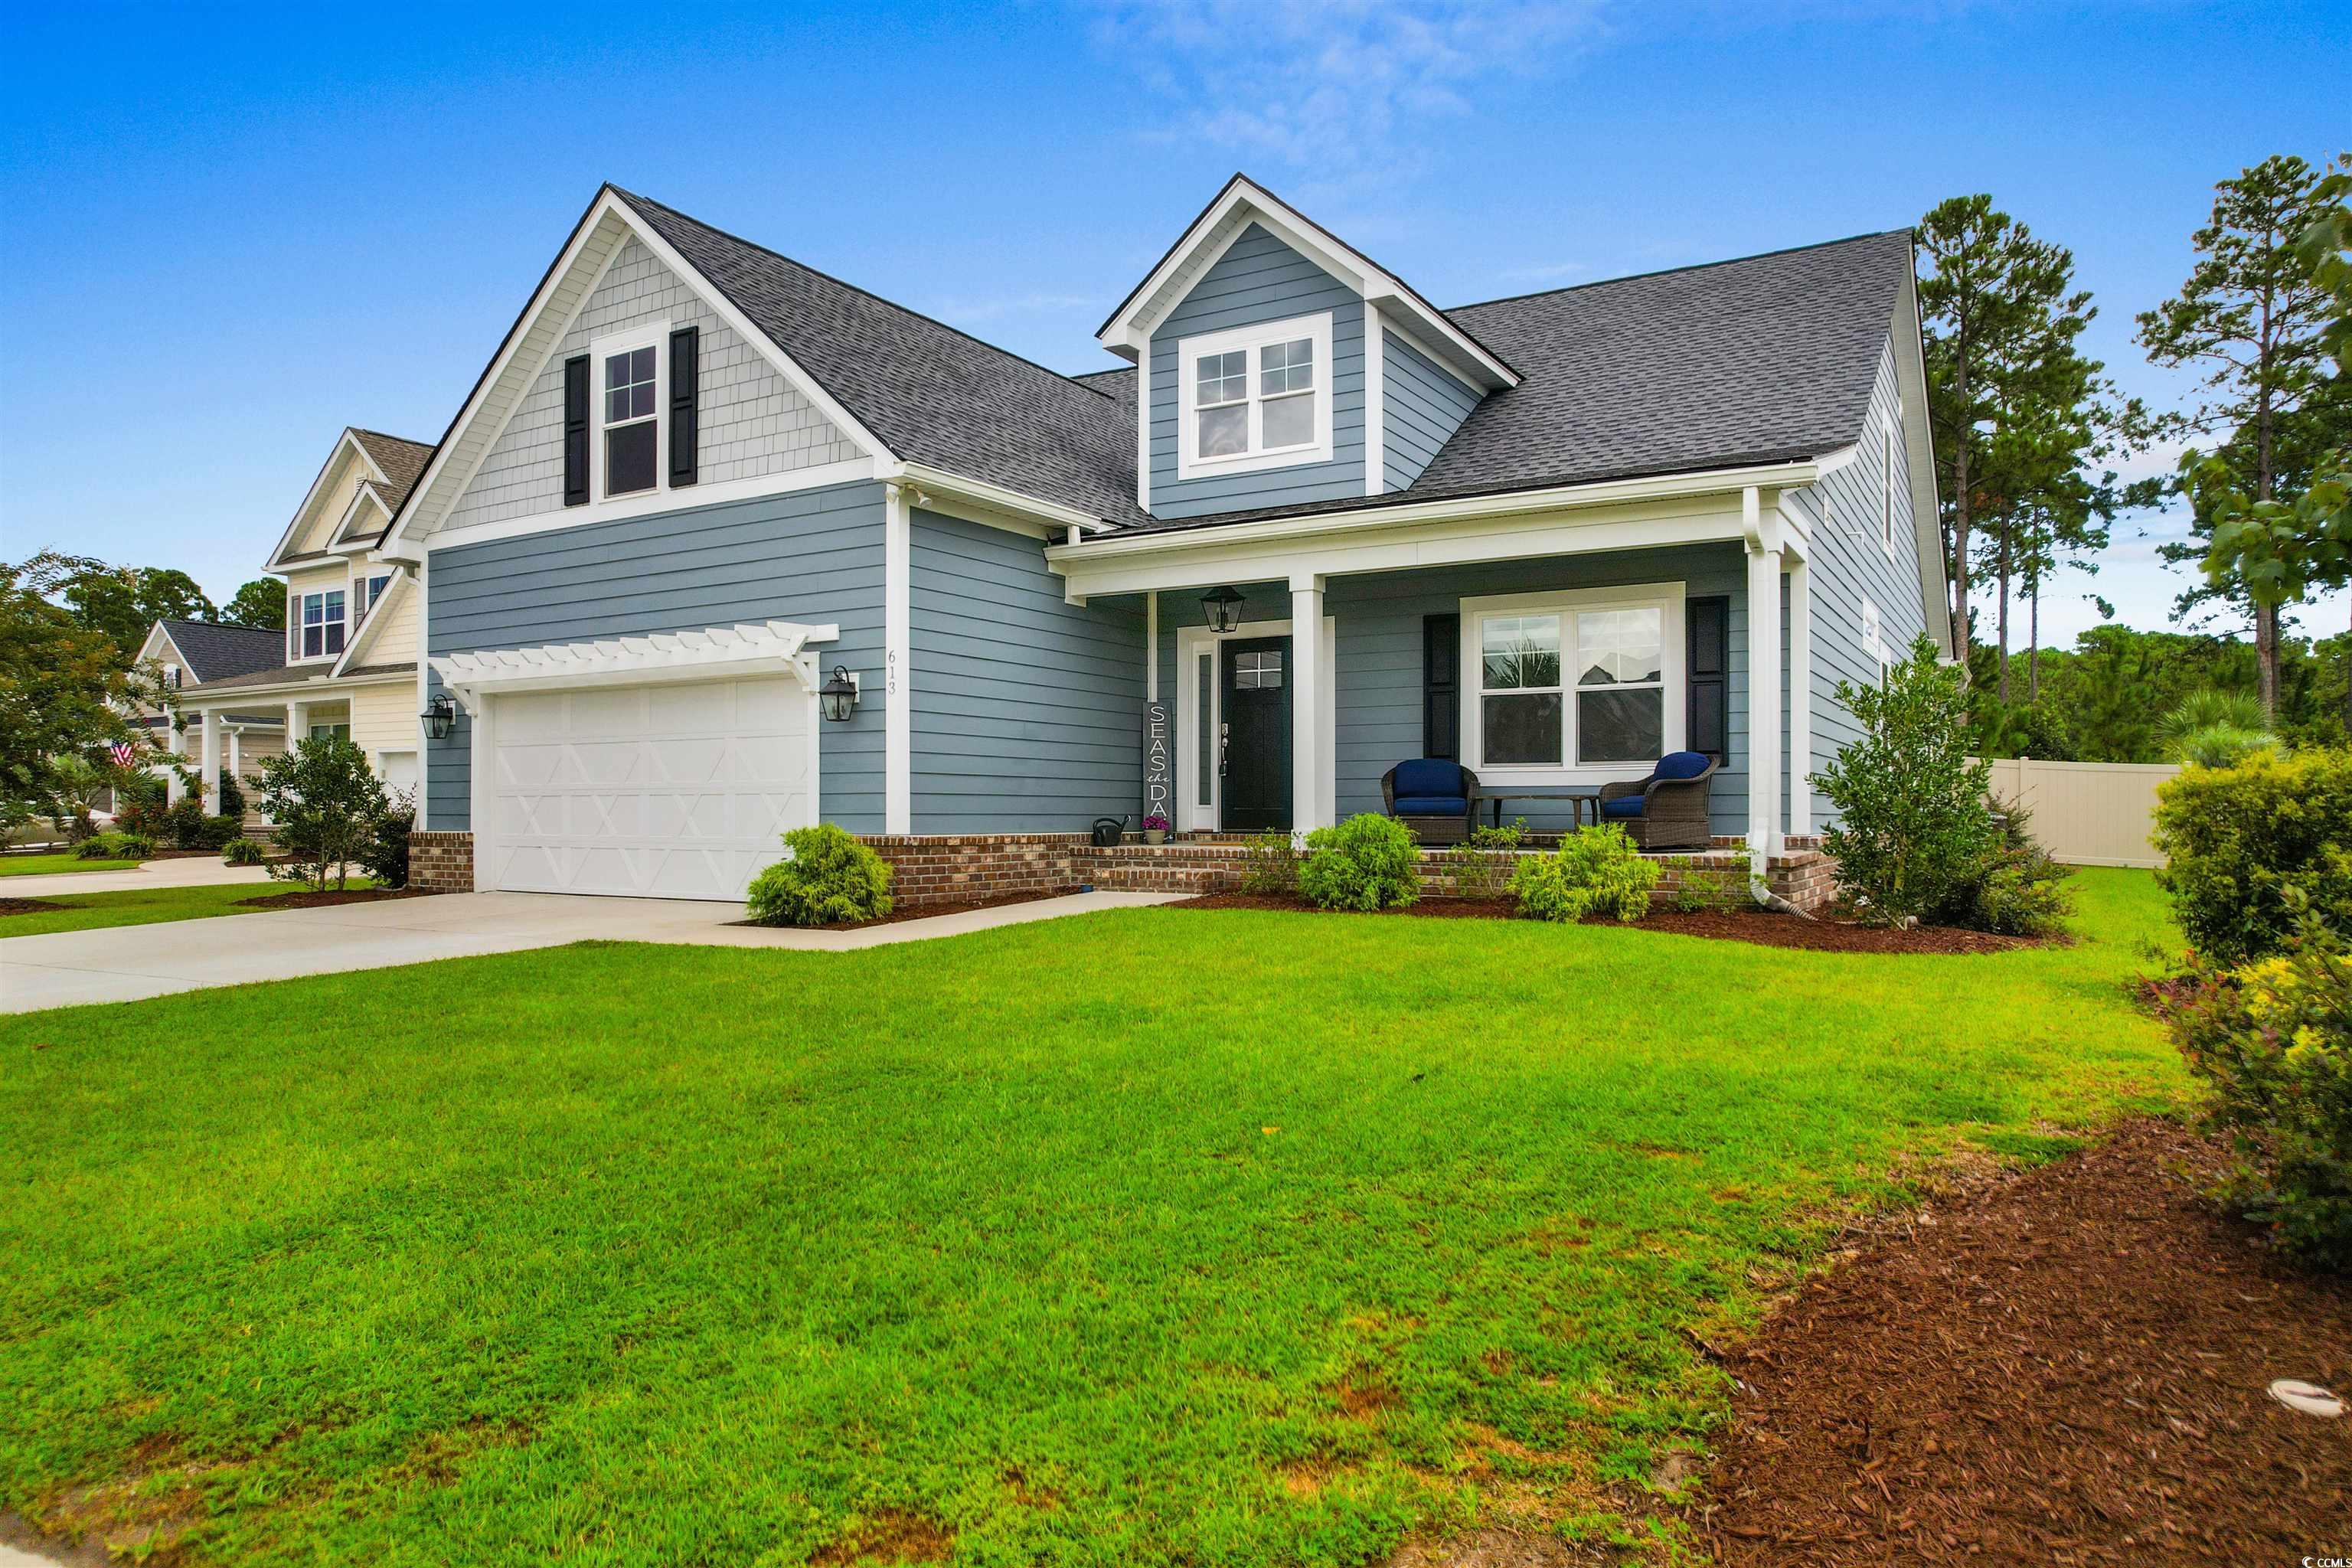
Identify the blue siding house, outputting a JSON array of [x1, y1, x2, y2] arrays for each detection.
[[382, 175, 1948, 900]]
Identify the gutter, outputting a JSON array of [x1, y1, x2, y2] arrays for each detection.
[[1048, 458, 1828, 564]]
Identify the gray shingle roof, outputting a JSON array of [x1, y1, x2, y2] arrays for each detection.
[[157, 619, 286, 683], [614, 189, 1143, 526], [611, 188, 1909, 537]]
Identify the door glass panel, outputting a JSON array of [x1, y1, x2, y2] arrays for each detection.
[[1195, 654, 1213, 808], [1234, 651, 1283, 689]]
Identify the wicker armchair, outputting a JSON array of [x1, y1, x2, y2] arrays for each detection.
[[1595, 752, 1717, 851], [1381, 759, 1480, 845]]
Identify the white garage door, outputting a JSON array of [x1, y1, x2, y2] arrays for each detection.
[[484, 676, 814, 900]]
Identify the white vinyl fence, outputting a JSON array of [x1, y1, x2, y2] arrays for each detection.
[[1981, 757, 2182, 869]]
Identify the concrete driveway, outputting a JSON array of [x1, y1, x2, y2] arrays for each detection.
[[0, 889, 1179, 1014], [2, 856, 274, 897]]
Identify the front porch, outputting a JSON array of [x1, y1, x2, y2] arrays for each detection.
[[1055, 476, 1826, 877]]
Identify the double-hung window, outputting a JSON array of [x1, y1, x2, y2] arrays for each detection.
[[1466, 589, 1681, 772], [603, 342, 659, 497], [1175, 312, 1333, 479], [299, 590, 346, 659]]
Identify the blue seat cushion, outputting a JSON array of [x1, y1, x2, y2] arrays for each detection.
[[1599, 795, 1645, 819], [1394, 795, 1469, 816], [1392, 759, 1463, 798], [1655, 750, 1712, 781]]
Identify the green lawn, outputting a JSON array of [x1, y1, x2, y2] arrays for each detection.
[[0, 870, 2186, 1566], [0, 852, 137, 877], [0, 880, 370, 937]]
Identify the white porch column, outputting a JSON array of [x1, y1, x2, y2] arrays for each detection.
[[1290, 573, 1325, 837], [884, 480, 912, 834], [287, 701, 310, 749], [197, 710, 221, 812], [1146, 591, 1159, 702], [227, 728, 243, 800], [1744, 503, 1783, 874], [1786, 552, 1812, 841]]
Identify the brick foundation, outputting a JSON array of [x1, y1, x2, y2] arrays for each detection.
[[407, 831, 474, 893], [860, 833, 1093, 905]]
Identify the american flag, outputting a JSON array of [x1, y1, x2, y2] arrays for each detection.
[[109, 741, 139, 769]]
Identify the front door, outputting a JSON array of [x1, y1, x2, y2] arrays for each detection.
[[1220, 636, 1292, 831]]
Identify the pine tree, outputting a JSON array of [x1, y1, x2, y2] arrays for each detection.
[[2140, 153, 2345, 715]]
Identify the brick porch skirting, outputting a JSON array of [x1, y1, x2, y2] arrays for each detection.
[[858, 832, 1838, 913], [407, 831, 474, 893]]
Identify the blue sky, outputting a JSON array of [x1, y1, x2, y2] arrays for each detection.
[[4, 0, 2346, 646]]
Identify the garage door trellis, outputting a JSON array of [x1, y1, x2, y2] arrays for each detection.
[[427, 618, 841, 710]]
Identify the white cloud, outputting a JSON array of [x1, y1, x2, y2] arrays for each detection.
[[1081, 0, 1611, 168]]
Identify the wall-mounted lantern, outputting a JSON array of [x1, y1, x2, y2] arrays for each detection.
[[819, 665, 861, 723], [1201, 586, 1246, 635], [421, 693, 457, 741]]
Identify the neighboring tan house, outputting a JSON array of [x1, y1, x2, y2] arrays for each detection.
[[166, 426, 435, 810], [325, 175, 1936, 901]]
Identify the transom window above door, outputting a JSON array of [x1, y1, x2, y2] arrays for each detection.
[[603, 344, 659, 497], [1174, 311, 1334, 479], [1465, 588, 1682, 773]]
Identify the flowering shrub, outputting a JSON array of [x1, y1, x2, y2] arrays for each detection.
[[1298, 813, 1419, 911], [2161, 905, 2352, 1269], [746, 823, 893, 927], [1511, 824, 1659, 923]]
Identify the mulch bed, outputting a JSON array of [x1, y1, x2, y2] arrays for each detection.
[[1171, 893, 2038, 954], [235, 888, 430, 911], [0, 897, 71, 916], [1701, 1119, 2352, 1566], [730, 886, 1079, 932]]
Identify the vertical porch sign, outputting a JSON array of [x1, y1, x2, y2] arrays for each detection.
[[1143, 701, 1171, 825]]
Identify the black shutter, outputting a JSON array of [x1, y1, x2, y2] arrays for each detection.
[[1423, 612, 1460, 760], [1687, 596, 1730, 763], [668, 325, 699, 488], [286, 593, 299, 664], [562, 354, 590, 506]]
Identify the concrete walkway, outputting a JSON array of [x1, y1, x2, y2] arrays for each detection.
[[1, 856, 273, 897], [0, 889, 1181, 1014]]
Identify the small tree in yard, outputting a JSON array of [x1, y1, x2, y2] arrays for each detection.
[[253, 736, 387, 891], [1813, 635, 2000, 926]]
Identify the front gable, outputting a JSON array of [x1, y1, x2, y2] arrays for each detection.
[[1102, 175, 1513, 521], [266, 433, 379, 570], [390, 188, 891, 556]]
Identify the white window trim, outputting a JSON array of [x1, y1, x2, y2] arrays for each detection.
[[1174, 311, 1334, 482], [1459, 583, 1686, 782], [1172, 615, 1337, 833], [591, 320, 671, 505], [353, 570, 392, 622], [296, 588, 348, 664]]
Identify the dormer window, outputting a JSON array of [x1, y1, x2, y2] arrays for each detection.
[[355, 573, 391, 619], [1175, 312, 1334, 480], [603, 345, 659, 497], [300, 590, 346, 658]]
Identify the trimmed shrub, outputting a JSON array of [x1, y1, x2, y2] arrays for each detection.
[[1814, 635, 2000, 926], [1236, 828, 1298, 896], [2153, 747, 2352, 965], [360, 795, 414, 890], [1298, 813, 1419, 911], [221, 837, 268, 867], [76, 831, 155, 861], [113, 775, 167, 838], [2161, 909, 2352, 1269], [1958, 807, 2075, 937], [164, 796, 207, 848], [217, 773, 247, 818], [1450, 818, 1527, 900], [1511, 824, 1660, 923], [746, 823, 893, 927]]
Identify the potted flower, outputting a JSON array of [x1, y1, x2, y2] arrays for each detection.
[[1142, 812, 1170, 845]]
